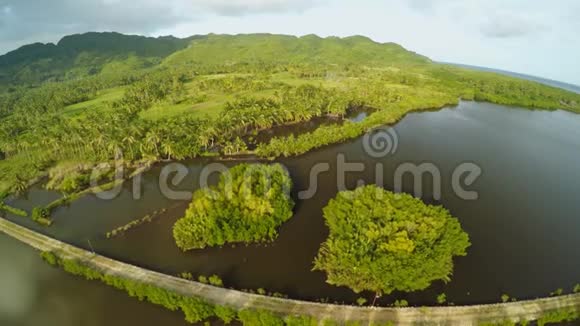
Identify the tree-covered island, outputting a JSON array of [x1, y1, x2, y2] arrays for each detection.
[[173, 163, 294, 250], [314, 185, 470, 295]]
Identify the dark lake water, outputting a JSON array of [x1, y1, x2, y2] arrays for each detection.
[[2, 101, 580, 325], [245, 108, 369, 149]]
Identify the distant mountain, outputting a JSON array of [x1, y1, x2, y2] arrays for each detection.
[[443, 62, 580, 95], [0, 32, 192, 85], [163, 33, 430, 67], [0, 32, 430, 86]]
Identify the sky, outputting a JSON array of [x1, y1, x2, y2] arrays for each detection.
[[0, 0, 579, 85]]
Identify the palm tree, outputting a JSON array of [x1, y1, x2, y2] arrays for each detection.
[[122, 135, 137, 160], [161, 142, 175, 161], [145, 130, 161, 157], [223, 142, 235, 156], [13, 175, 28, 195]]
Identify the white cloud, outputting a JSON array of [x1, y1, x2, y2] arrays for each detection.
[[480, 13, 545, 39], [0, 0, 578, 84], [193, 0, 320, 15], [0, 0, 322, 50]]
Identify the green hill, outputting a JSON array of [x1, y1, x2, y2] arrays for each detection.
[[0, 32, 191, 86], [163, 33, 430, 67], [0, 32, 429, 87]]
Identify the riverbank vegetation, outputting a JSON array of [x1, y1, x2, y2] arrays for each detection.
[[106, 208, 167, 239], [29, 177, 125, 226], [192, 274, 224, 287], [39, 250, 346, 325], [314, 185, 471, 295], [173, 164, 294, 250], [37, 249, 579, 326], [0, 198, 27, 217], [180, 272, 289, 298], [537, 307, 579, 326], [2, 32, 580, 216]]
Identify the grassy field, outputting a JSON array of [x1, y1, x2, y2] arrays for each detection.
[[65, 72, 346, 121], [140, 93, 229, 120], [62, 86, 126, 116]]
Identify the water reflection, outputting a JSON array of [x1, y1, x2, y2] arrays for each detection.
[[0, 234, 191, 326], [2, 101, 580, 311]]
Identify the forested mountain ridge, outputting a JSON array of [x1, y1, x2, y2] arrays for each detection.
[[0, 32, 193, 86], [0, 32, 429, 87], [163, 33, 430, 67]]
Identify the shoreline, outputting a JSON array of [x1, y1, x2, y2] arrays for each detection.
[[7, 98, 580, 226], [1, 217, 578, 325]]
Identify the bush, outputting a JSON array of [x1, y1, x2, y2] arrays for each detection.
[[215, 305, 237, 324], [40, 251, 58, 266], [179, 272, 193, 280], [537, 308, 579, 326], [198, 275, 208, 284], [436, 293, 447, 304], [180, 297, 214, 323], [285, 315, 318, 326], [31, 207, 52, 226], [59, 175, 82, 193], [208, 275, 224, 287], [237, 309, 284, 326]]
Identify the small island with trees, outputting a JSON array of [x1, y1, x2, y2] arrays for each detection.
[[173, 163, 294, 250], [314, 185, 471, 296]]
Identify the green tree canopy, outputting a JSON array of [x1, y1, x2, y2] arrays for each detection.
[[173, 163, 294, 250], [313, 185, 470, 294]]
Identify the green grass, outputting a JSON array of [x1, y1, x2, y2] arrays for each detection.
[[59, 72, 347, 122], [62, 86, 126, 116], [140, 93, 230, 121], [271, 72, 349, 88], [140, 74, 313, 121]]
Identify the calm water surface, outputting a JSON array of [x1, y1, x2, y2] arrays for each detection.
[[2, 101, 580, 324]]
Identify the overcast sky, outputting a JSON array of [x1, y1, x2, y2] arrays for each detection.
[[0, 0, 579, 85]]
